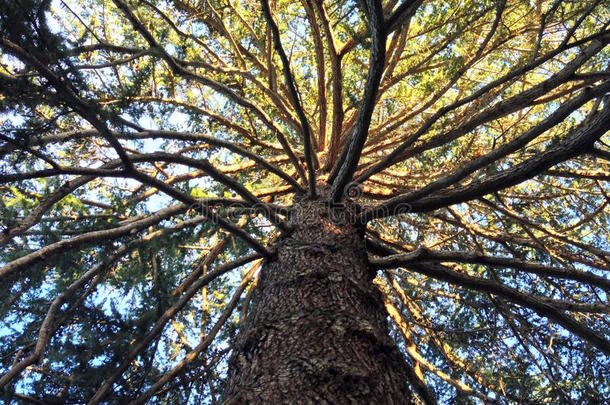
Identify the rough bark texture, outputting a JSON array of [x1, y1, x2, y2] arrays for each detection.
[[224, 195, 414, 404]]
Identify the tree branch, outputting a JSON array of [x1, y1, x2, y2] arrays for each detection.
[[362, 82, 610, 211], [371, 258, 610, 355], [373, 247, 610, 290], [362, 98, 610, 221], [260, 0, 317, 197], [355, 30, 610, 183], [329, 0, 386, 202]]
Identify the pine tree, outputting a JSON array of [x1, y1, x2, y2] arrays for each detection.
[[1, 0, 609, 403]]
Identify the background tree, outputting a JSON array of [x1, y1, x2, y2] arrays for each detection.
[[1, 0, 609, 403]]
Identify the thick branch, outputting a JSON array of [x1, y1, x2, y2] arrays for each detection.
[[374, 247, 610, 290], [129, 152, 289, 231], [355, 30, 610, 183], [329, 0, 386, 202], [260, 0, 317, 197], [363, 98, 610, 220], [371, 258, 610, 355], [363, 82, 610, 210], [314, 0, 345, 170], [131, 171, 273, 257]]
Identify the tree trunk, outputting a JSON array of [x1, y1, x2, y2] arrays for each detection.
[[224, 197, 414, 404]]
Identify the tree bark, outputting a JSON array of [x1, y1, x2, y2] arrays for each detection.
[[224, 196, 414, 404]]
